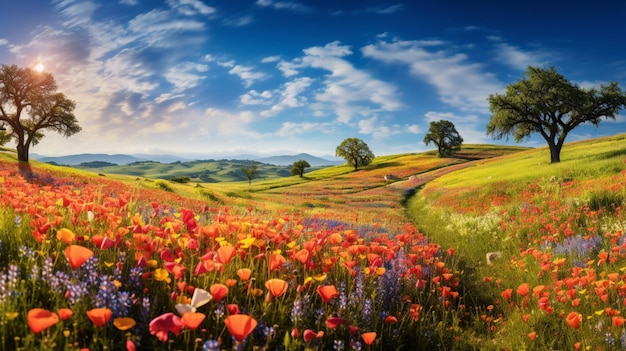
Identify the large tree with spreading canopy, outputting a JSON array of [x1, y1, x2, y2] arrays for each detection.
[[487, 66, 626, 163], [0, 64, 81, 162], [336, 137, 374, 171]]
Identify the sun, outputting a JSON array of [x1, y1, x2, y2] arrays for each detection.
[[34, 63, 45, 72]]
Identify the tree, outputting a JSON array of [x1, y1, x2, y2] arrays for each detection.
[[291, 159, 311, 177], [487, 66, 626, 163], [335, 138, 374, 171], [0, 64, 81, 162], [240, 162, 258, 185], [423, 120, 463, 157]]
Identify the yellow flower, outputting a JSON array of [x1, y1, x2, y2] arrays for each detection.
[[5, 312, 18, 320], [154, 268, 171, 283]]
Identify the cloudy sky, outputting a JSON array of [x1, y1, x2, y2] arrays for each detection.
[[1, 0, 625, 158]]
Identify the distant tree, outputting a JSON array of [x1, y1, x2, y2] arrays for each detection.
[[241, 162, 258, 185], [0, 64, 81, 162], [335, 138, 375, 171], [423, 120, 463, 157], [291, 159, 311, 177], [487, 66, 626, 163]]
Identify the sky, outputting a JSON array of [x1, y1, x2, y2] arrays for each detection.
[[1, 0, 625, 159]]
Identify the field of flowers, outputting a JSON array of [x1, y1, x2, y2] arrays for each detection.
[[409, 133, 626, 350], [0, 148, 518, 351]]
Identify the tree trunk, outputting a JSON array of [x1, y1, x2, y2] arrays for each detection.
[[548, 142, 561, 163], [16, 142, 29, 162]]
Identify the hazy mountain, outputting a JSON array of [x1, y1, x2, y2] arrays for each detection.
[[254, 153, 343, 166], [31, 152, 342, 167]]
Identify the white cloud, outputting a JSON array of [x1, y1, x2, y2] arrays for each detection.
[[362, 39, 503, 113], [261, 77, 313, 117], [262, 55, 281, 63], [227, 64, 267, 87], [166, 0, 216, 16], [279, 41, 403, 123], [493, 42, 549, 71], [164, 62, 209, 92], [276, 121, 336, 136], [367, 4, 404, 14], [223, 16, 253, 27], [358, 116, 418, 139], [240, 90, 273, 105], [255, 0, 311, 12]]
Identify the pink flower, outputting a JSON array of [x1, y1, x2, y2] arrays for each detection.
[[149, 313, 185, 342]]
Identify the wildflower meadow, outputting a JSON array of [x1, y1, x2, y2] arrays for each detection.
[[0, 135, 625, 351]]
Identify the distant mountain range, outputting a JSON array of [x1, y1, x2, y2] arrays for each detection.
[[31, 152, 343, 167]]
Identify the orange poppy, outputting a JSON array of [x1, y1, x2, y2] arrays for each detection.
[[56, 228, 75, 244], [224, 314, 257, 342], [182, 312, 206, 330], [237, 268, 252, 281], [58, 308, 73, 321], [65, 245, 94, 269], [216, 245, 236, 264], [86, 308, 113, 328], [361, 332, 377, 345], [613, 316, 626, 327], [317, 285, 339, 303], [269, 253, 286, 271], [113, 317, 136, 331], [294, 249, 310, 264], [265, 278, 289, 298], [27, 308, 59, 333], [225, 278, 237, 287], [566, 312, 581, 329], [516, 283, 529, 297], [210, 283, 229, 303]]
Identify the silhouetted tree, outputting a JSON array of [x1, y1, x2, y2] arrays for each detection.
[[0, 64, 81, 162]]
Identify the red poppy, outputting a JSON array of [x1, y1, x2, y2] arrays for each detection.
[[149, 312, 185, 342], [216, 245, 236, 264], [65, 245, 94, 269], [501, 288, 513, 301], [384, 315, 398, 324], [566, 312, 581, 329], [27, 308, 59, 333], [265, 278, 289, 298], [224, 314, 257, 342], [58, 308, 73, 321], [325, 316, 346, 329], [227, 304, 240, 315], [86, 308, 113, 327], [613, 316, 626, 327], [237, 268, 252, 281], [182, 312, 206, 330], [317, 285, 339, 303], [361, 332, 376, 345], [303, 329, 323, 342], [210, 283, 229, 303], [528, 331, 537, 340]]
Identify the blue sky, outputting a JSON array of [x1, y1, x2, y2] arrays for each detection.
[[1, 0, 625, 158]]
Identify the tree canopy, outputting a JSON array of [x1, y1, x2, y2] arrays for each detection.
[[0, 64, 81, 162], [487, 66, 626, 163], [240, 162, 258, 185], [423, 120, 463, 157], [290, 159, 311, 177], [335, 138, 374, 171]]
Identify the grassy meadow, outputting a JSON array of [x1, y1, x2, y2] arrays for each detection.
[[0, 135, 624, 350]]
